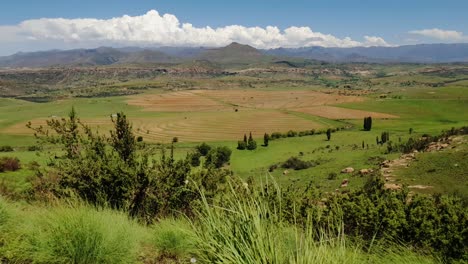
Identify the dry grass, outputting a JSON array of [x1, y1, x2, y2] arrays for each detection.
[[294, 106, 398, 119], [5, 110, 323, 143]]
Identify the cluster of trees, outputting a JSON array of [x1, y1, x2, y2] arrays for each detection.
[[237, 132, 257, 150], [363, 116, 372, 131], [187, 142, 232, 169]]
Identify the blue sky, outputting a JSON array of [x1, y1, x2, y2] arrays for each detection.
[[0, 0, 467, 55]]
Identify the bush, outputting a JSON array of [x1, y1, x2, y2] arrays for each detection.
[[282, 156, 315, 170], [0, 157, 21, 172], [0, 146, 14, 152], [151, 218, 196, 261], [188, 152, 201, 167], [270, 132, 283, 140], [205, 147, 232, 168], [136, 136, 143, 142], [287, 130, 297, 137], [196, 143, 212, 156], [237, 141, 247, 150], [327, 172, 337, 180], [16, 205, 141, 264], [247, 139, 257, 150], [27, 145, 43, 151]]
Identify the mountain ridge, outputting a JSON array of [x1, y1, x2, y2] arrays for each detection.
[[1, 43, 468, 68]]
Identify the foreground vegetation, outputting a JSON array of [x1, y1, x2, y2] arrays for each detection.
[[0, 109, 466, 263]]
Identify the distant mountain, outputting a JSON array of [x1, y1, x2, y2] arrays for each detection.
[[0, 47, 177, 68], [1, 43, 468, 68], [197, 42, 269, 64], [264, 44, 468, 63]]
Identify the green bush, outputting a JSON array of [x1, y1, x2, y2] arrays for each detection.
[[0, 145, 14, 152], [151, 218, 196, 261], [282, 157, 316, 170], [196, 142, 211, 156], [205, 146, 232, 168], [5, 205, 141, 264], [27, 145, 43, 151], [187, 151, 201, 167], [237, 140, 247, 150]]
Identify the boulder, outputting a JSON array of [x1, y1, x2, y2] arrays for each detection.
[[359, 168, 373, 175], [340, 179, 349, 188], [341, 167, 354, 174], [283, 170, 289, 175]]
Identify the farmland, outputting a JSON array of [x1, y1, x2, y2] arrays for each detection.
[[1, 62, 467, 263]]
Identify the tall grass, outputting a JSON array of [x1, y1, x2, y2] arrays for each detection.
[[0, 202, 143, 264], [149, 218, 197, 262], [191, 179, 440, 264]]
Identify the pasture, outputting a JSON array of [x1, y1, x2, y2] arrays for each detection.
[[1, 83, 467, 193]]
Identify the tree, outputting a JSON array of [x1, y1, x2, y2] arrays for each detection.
[[326, 128, 332, 141], [237, 141, 247, 150], [381, 131, 390, 144], [363, 116, 372, 131], [27, 106, 80, 158], [205, 146, 232, 168], [263, 133, 270, 147], [243, 134, 247, 143], [196, 142, 211, 156], [110, 112, 136, 163], [247, 132, 257, 150]]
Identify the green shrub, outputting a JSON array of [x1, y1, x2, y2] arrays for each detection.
[[151, 218, 196, 261], [196, 142, 211, 156], [7, 205, 141, 264], [187, 151, 201, 167], [205, 146, 232, 168], [282, 157, 316, 170], [27, 145, 42, 151], [0, 145, 14, 152], [237, 140, 247, 150], [287, 130, 297, 137]]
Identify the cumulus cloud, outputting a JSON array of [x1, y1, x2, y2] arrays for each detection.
[[409, 28, 465, 40], [0, 10, 390, 54]]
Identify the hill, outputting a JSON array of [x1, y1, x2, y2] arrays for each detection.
[[265, 43, 468, 63], [196, 42, 270, 64]]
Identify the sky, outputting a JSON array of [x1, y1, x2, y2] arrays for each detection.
[[0, 0, 467, 55]]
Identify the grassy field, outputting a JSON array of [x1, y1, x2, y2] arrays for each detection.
[[0, 77, 467, 195]]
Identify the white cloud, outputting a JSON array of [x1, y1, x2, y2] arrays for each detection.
[[409, 28, 465, 40], [0, 10, 390, 55]]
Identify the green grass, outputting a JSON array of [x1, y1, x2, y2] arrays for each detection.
[[229, 130, 401, 190], [393, 136, 468, 198], [0, 202, 144, 264]]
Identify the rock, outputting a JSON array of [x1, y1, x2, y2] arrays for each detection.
[[359, 168, 371, 175], [283, 170, 289, 175], [340, 179, 349, 188], [384, 183, 402, 190], [341, 167, 354, 173]]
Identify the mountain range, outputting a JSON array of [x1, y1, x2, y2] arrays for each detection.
[[1, 42, 468, 68]]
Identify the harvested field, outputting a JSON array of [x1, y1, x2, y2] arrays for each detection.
[[127, 91, 230, 112], [294, 106, 398, 119], [4, 110, 324, 143], [127, 89, 365, 112]]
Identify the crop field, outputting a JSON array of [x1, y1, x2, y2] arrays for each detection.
[[1, 88, 398, 143]]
